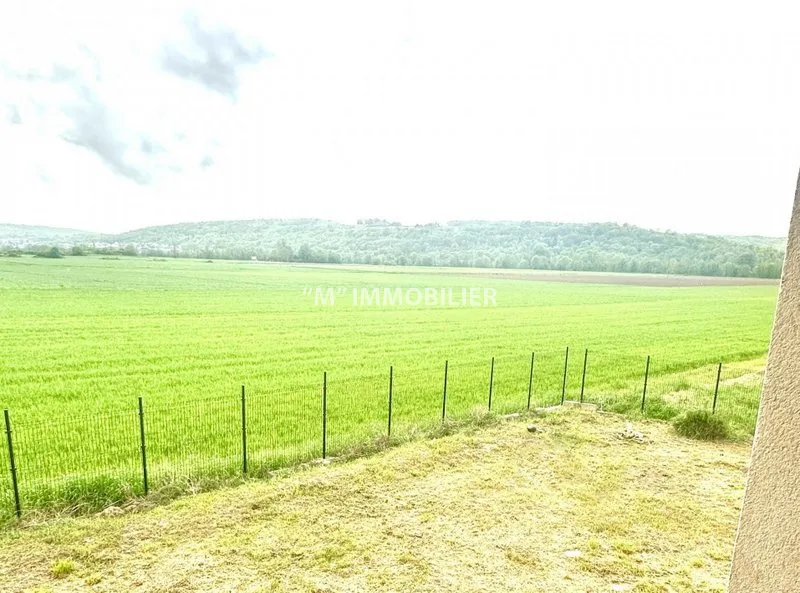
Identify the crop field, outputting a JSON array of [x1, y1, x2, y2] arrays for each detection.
[[0, 256, 777, 521]]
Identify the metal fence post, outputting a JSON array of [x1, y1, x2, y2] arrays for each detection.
[[488, 357, 495, 411], [580, 348, 588, 403], [322, 371, 328, 459], [561, 347, 569, 405], [3, 410, 21, 518], [137, 397, 149, 495], [241, 385, 247, 474], [713, 362, 722, 414], [441, 360, 448, 421], [527, 352, 535, 410], [387, 366, 393, 437], [641, 356, 650, 414]]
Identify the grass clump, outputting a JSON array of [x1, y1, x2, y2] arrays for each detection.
[[50, 559, 75, 579], [674, 410, 729, 441]]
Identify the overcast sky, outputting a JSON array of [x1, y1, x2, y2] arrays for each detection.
[[1, 1, 798, 236]]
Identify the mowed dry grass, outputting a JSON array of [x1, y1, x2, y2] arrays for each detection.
[[0, 408, 750, 593]]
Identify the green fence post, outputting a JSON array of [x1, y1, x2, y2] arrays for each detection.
[[387, 366, 393, 438], [241, 385, 247, 474], [488, 357, 495, 411], [561, 347, 570, 405], [3, 410, 21, 518], [441, 360, 448, 421], [580, 348, 588, 403], [137, 397, 149, 495], [641, 356, 650, 414], [527, 352, 535, 410], [322, 372, 327, 459]]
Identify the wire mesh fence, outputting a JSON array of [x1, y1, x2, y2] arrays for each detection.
[[327, 370, 388, 457], [644, 360, 719, 420], [492, 352, 533, 414], [0, 350, 766, 523], [579, 350, 644, 411], [392, 362, 448, 439], [11, 409, 141, 515], [531, 349, 572, 408], [145, 394, 242, 489], [445, 357, 489, 419], [715, 362, 764, 437], [247, 382, 321, 473], [0, 422, 14, 524]]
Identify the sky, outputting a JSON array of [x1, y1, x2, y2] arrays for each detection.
[[1, 0, 799, 236]]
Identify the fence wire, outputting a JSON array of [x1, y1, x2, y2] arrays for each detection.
[[715, 363, 764, 437], [145, 395, 241, 488], [0, 351, 766, 523], [11, 409, 140, 515], [247, 382, 320, 473], [0, 428, 12, 524], [444, 357, 489, 420]]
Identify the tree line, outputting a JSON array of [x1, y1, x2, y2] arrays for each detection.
[[0, 219, 785, 278]]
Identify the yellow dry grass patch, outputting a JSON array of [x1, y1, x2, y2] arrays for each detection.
[[0, 408, 749, 593]]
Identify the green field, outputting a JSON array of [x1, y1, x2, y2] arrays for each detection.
[[0, 256, 777, 521]]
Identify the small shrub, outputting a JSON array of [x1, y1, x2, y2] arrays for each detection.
[[642, 396, 681, 422], [50, 559, 75, 579], [35, 247, 62, 259], [674, 410, 729, 441]]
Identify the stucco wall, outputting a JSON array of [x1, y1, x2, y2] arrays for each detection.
[[728, 174, 800, 592]]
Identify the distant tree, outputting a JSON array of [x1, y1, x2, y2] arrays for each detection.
[[297, 243, 313, 262], [63, 219, 785, 279], [736, 251, 757, 267], [269, 240, 294, 262], [35, 246, 62, 259]]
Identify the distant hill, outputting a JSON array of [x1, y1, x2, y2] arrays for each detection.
[[0, 219, 787, 278], [0, 224, 97, 245], [723, 235, 786, 250]]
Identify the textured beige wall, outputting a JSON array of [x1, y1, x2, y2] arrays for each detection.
[[728, 173, 800, 592]]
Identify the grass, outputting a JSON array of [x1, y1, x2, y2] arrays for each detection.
[[0, 255, 774, 520], [49, 559, 74, 579], [0, 408, 750, 592], [674, 411, 730, 441]]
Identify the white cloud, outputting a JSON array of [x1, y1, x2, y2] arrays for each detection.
[[1, 0, 798, 235]]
